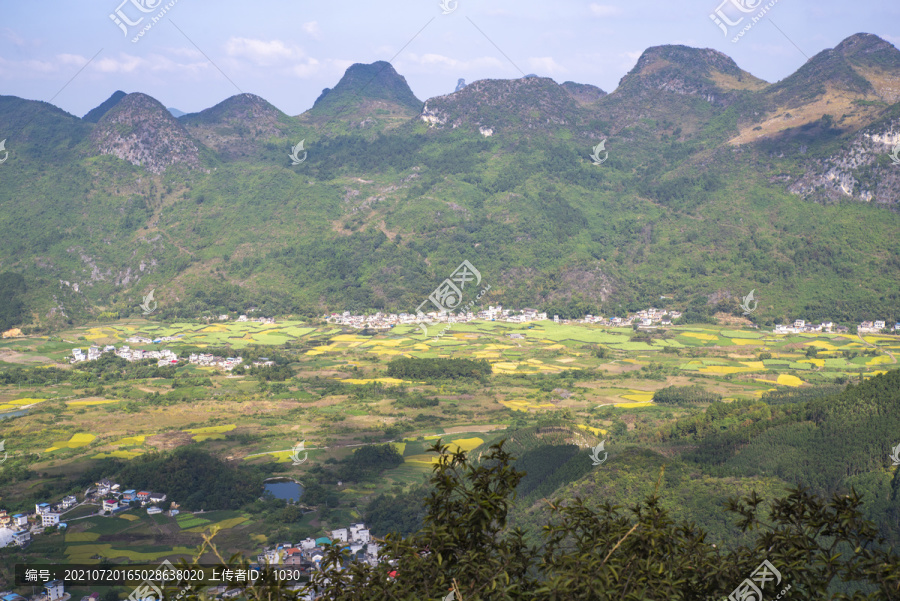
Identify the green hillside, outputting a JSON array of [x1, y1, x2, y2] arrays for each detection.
[[0, 35, 899, 332]]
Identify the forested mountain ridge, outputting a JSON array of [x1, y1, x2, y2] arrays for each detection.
[[0, 34, 899, 330], [91, 92, 203, 174]]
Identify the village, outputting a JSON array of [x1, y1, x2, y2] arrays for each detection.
[[68, 344, 274, 372], [0, 477, 173, 552], [256, 522, 380, 571], [325, 304, 900, 334], [1, 513, 382, 601]]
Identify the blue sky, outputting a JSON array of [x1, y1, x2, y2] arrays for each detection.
[[1, 0, 897, 118]]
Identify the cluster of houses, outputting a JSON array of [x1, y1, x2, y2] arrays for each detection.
[[326, 305, 550, 329], [211, 312, 276, 324], [0, 580, 67, 601], [234, 315, 276, 324], [858, 320, 900, 333], [774, 319, 841, 334], [774, 319, 899, 334], [1, 478, 176, 550], [70, 344, 178, 366], [326, 304, 899, 336], [69, 344, 267, 372], [188, 352, 245, 371], [126, 335, 181, 344], [325, 305, 691, 330], [257, 523, 380, 571], [570, 307, 684, 328], [0, 493, 78, 548], [92, 478, 171, 516]]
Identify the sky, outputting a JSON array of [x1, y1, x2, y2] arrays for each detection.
[[1, 0, 898, 118]]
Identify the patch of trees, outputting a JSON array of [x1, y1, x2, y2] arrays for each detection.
[[0, 272, 28, 330], [760, 384, 843, 406], [386, 357, 492, 382], [0, 357, 174, 387], [171, 376, 213, 389], [195, 441, 900, 600], [335, 444, 404, 483], [365, 488, 428, 537], [250, 364, 294, 382], [116, 446, 263, 510], [513, 444, 594, 504], [653, 385, 722, 405], [395, 393, 439, 408]]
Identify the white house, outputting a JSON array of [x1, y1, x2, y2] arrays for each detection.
[[13, 530, 31, 546], [61, 495, 77, 509], [35, 502, 52, 515], [102, 499, 118, 512], [147, 506, 162, 515], [331, 528, 348, 542], [300, 538, 317, 550], [42, 513, 60, 527], [12, 513, 27, 527], [349, 524, 370, 543], [45, 580, 65, 601]]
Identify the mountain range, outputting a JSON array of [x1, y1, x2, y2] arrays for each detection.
[[0, 33, 898, 329]]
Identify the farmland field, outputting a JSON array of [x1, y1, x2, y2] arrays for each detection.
[[0, 317, 896, 574]]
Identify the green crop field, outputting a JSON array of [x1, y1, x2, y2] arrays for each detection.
[[0, 317, 896, 575]]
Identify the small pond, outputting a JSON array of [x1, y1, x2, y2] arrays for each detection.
[[0, 408, 29, 420], [263, 480, 304, 502]]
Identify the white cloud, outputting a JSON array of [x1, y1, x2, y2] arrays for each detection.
[[588, 4, 622, 17], [527, 56, 567, 76], [399, 53, 505, 72], [302, 21, 322, 40], [22, 59, 58, 73], [94, 54, 146, 73], [57, 53, 88, 66], [291, 58, 321, 78], [224, 37, 299, 66]]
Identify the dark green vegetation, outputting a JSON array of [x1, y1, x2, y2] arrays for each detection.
[[0, 272, 28, 330], [116, 446, 264, 510], [652, 384, 722, 405], [161, 441, 900, 600], [1, 35, 900, 330], [386, 357, 493, 382]]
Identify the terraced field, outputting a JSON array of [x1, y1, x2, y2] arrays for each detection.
[[1, 318, 896, 569]]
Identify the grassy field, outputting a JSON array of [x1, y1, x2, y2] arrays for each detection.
[[0, 317, 895, 569]]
